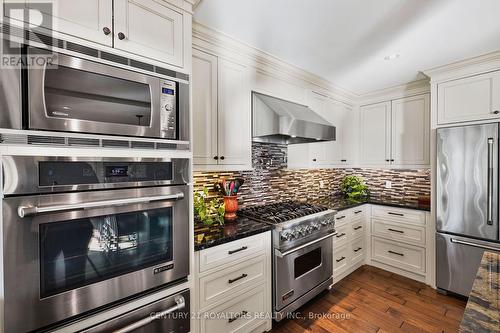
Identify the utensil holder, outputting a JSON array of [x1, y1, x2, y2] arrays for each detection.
[[223, 196, 238, 220]]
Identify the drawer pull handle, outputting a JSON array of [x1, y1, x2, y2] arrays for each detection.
[[336, 233, 346, 238], [228, 273, 248, 284], [354, 247, 362, 252], [388, 250, 404, 256], [336, 216, 346, 220], [228, 246, 248, 255], [354, 210, 363, 214], [228, 310, 248, 323], [388, 212, 404, 217], [388, 228, 404, 234], [354, 226, 362, 230], [336, 256, 346, 262]]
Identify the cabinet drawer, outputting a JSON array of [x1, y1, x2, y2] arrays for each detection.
[[351, 206, 366, 221], [199, 232, 268, 273], [201, 287, 267, 333], [199, 255, 266, 309], [333, 244, 350, 277], [372, 219, 426, 245], [335, 211, 350, 225], [371, 206, 426, 226], [352, 220, 364, 239], [333, 224, 349, 248], [372, 237, 425, 274], [351, 237, 365, 265]]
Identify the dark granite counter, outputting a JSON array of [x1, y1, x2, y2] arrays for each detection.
[[459, 251, 499, 333], [308, 196, 431, 212], [194, 216, 272, 251]]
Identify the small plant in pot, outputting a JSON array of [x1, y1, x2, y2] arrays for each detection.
[[340, 175, 368, 200], [194, 187, 225, 226]]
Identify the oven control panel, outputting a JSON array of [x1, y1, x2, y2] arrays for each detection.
[[278, 211, 337, 246], [160, 79, 177, 139]]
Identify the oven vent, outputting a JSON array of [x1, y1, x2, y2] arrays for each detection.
[[67, 137, 100, 147], [27, 135, 66, 145], [102, 139, 130, 148], [131, 141, 155, 149], [156, 142, 179, 150]]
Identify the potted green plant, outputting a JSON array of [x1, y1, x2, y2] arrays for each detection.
[[340, 175, 368, 200], [194, 187, 225, 226]]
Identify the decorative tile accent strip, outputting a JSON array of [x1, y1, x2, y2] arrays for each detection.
[[194, 143, 430, 208]]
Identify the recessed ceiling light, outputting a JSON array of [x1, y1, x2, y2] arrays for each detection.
[[384, 53, 400, 61]]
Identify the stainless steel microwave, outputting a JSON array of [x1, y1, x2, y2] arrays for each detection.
[[0, 44, 189, 141]]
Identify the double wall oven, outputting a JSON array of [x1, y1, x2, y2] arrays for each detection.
[[2, 156, 190, 332]]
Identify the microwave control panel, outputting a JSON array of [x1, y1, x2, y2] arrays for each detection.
[[160, 80, 177, 139]]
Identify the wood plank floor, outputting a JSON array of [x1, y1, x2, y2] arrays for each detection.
[[272, 265, 467, 333]]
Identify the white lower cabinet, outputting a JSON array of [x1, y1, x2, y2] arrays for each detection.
[[332, 206, 367, 284], [332, 204, 432, 286], [193, 232, 272, 333], [369, 205, 430, 283]]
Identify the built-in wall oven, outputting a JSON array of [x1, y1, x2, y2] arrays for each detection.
[[0, 43, 189, 142], [1, 156, 190, 333]]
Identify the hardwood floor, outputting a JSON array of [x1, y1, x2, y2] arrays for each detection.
[[272, 265, 467, 333]]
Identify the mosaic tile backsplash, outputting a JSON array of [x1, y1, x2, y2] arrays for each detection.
[[194, 143, 431, 209]]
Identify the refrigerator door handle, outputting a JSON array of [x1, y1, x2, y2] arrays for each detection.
[[487, 138, 494, 226], [450, 238, 500, 252]]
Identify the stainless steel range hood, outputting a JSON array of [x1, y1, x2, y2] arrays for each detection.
[[252, 92, 336, 144]]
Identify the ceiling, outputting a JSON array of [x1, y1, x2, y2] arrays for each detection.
[[194, 0, 500, 95]]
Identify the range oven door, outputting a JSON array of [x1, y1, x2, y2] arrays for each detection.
[[2, 184, 189, 333], [27, 48, 186, 140], [274, 233, 333, 312]]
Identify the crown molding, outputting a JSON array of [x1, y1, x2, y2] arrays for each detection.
[[192, 22, 357, 104], [423, 50, 500, 83], [358, 78, 430, 106]]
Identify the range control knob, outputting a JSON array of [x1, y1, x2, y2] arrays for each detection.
[[320, 220, 328, 226], [281, 232, 292, 241], [292, 229, 301, 238], [311, 223, 320, 230]]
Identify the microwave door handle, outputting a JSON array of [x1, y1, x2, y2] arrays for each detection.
[[17, 193, 185, 218], [114, 296, 186, 333]]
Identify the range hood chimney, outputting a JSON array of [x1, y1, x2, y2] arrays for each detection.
[[252, 92, 336, 144]]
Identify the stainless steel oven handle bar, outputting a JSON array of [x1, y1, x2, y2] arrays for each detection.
[[275, 231, 337, 258], [114, 295, 186, 333], [17, 193, 185, 218]]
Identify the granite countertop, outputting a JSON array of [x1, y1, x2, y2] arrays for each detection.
[[308, 195, 431, 212], [459, 251, 500, 333], [194, 216, 272, 251]]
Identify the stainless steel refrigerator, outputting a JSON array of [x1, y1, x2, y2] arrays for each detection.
[[436, 123, 500, 297]]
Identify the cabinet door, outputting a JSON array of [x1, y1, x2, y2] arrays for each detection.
[[309, 142, 329, 167], [360, 102, 391, 165], [192, 49, 218, 165], [437, 71, 500, 124], [340, 106, 359, 165], [391, 94, 430, 165], [114, 0, 183, 67], [217, 58, 252, 166], [5, 0, 113, 46]]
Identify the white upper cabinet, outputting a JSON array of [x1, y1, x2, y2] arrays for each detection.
[[3, 0, 189, 68], [391, 94, 430, 165], [5, 0, 113, 46], [217, 58, 251, 166], [114, 0, 184, 67], [360, 94, 430, 167], [360, 102, 392, 166], [192, 49, 218, 165], [437, 71, 500, 125], [192, 49, 252, 170]]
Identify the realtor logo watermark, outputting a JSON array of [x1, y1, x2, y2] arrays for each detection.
[[1, 1, 57, 68]]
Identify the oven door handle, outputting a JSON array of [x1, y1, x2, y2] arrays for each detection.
[[275, 231, 337, 257], [17, 193, 185, 218], [113, 295, 186, 333]]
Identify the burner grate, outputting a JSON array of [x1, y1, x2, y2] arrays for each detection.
[[240, 201, 328, 224]]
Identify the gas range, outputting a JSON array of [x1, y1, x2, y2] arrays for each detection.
[[240, 201, 337, 251], [240, 201, 337, 320]]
